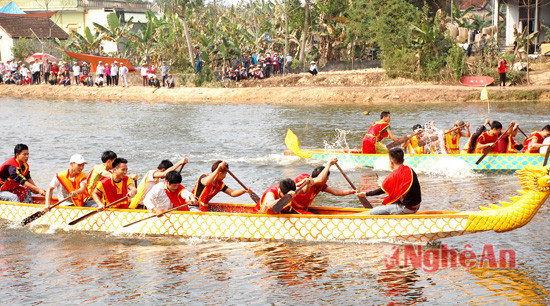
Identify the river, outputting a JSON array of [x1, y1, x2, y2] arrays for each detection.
[[0, 97, 548, 304]]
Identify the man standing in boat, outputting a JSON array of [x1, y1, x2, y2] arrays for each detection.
[[91, 158, 137, 210], [255, 178, 297, 214], [363, 148, 421, 215], [444, 120, 470, 154], [44, 154, 96, 210], [291, 158, 361, 214], [86, 150, 117, 195], [192, 161, 250, 212], [143, 171, 197, 216], [0, 144, 46, 203], [522, 125, 550, 153], [362, 111, 399, 154], [129, 158, 189, 209]]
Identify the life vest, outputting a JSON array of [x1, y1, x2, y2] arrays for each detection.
[[56, 169, 88, 207], [86, 164, 111, 194], [444, 130, 461, 154], [522, 131, 544, 153], [381, 165, 413, 205], [100, 176, 129, 209], [192, 174, 226, 212], [365, 121, 390, 142], [504, 135, 518, 153], [0, 157, 29, 192], [291, 173, 326, 212], [407, 136, 426, 154], [255, 184, 280, 214], [164, 183, 190, 211], [474, 131, 499, 154], [129, 170, 158, 209]]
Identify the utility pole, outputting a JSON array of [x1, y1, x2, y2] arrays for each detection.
[[284, 0, 288, 74]]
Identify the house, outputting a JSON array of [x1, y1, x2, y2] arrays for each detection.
[[0, 14, 69, 62], [0, 0, 159, 53], [500, 0, 550, 47]]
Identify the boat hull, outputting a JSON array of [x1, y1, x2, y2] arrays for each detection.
[[0, 201, 474, 243]]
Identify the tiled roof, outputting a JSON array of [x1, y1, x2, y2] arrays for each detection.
[[0, 14, 68, 39]]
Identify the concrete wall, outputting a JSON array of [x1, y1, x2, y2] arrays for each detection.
[[506, 4, 520, 46], [0, 28, 14, 63]]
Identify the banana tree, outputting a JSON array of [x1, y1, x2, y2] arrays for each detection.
[[93, 13, 134, 57], [71, 27, 105, 54]]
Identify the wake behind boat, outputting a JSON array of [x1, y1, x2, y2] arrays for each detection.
[[285, 130, 546, 174], [1, 166, 548, 243]]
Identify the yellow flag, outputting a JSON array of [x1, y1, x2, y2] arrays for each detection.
[[480, 85, 488, 101]]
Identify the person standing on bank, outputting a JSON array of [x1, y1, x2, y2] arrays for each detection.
[[364, 147, 421, 215], [497, 57, 508, 87]]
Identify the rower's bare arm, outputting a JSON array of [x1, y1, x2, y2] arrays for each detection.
[[462, 122, 471, 137], [314, 158, 337, 185], [201, 162, 226, 186], [387, 130, 398, 142], [45, 186, 55, 208], [24, 179, 45, 195], [92, 189, 104, 209], [225, 187, 246, 197], [75, 181, 87, 195], [128, 184, 137, 197], [325, 186, 356, 196], [154, 158, 188, 178], [100, 170, 112, 178]]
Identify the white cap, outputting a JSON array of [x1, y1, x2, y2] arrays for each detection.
[[70, 154, 87, 164]]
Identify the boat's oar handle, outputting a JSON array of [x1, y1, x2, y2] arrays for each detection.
[[335, 162, 372, 209]]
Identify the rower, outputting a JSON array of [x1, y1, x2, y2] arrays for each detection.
[[404, 124, 428, 154], [0, 144, 46, 203], [444, 120, 470, 154], [363, 147, 421, 215], [362, 111, 398, 154], [191, 161, 250, 212], [474, 120, 508, 154], [497, 123, 522, 153], [86, 150, 117, 194], [522, 125, 550, 153], [129, 158, 189, 209], [143, 171, 197, 216], [461, 119, 490, 154], [291, 158, 359, 214], [91, 158, 137, 210], [45, 154, 96, 211], [255, 178, 296, 214]]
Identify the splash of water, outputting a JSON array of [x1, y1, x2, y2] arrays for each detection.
[[322, 129, 363, 170], [414, 156, 476, 178]]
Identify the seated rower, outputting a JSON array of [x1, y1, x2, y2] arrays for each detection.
[[364, 147, 421, 215], [461, 119, 490, 154], [192, 161, 250, 212], [404, 124, 428, 154], [45, 154, 96, 210], [129, 158, 189, 209], [143, 171, 197, 216], [474, 120, 508, 154], [91, 158, 137, 210], [522, 125, 550, 153], [444, 120, 470, 154], [86, 150, 117, 195], [0, 144, 46, 203], [540, 137, 550, 154], [497, 123, 522, 153], [255, 178, 297, 214], [362, 111, 398, 154], [291, 158, 359, 214]]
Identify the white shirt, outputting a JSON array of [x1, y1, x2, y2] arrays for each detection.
[[31, 62, 41, 73], [120, 66, 128, 76], [111, 65, 118, 76], [143, 182, 193, 212], [73, 65, 80, 76], [97, 65, 105, 74], [20, 67, 29, 77], [49, 175, 87, 204], [143, 170, 160, 200], [541, 137, 550, 154], [141, 67, 148, 76]]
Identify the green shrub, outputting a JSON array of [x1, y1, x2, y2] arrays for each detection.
[[446, 44, 466, 80], [384, 49, 418, 79], [11, 38, 40, 61]]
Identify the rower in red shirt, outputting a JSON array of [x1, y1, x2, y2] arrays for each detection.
[[0, 144, 46, 203], [362, 111, 398, 154], [522, 125, 550, 153], [497, 123, 522, 153], [91, 158, 137, 210], [474, 120, 504, 154], [255, 178, 296, 214], [291, 158, 360, 214]]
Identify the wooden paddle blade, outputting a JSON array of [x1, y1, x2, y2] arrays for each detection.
[[20, 210, 46, 226], [250, 192, 261, 204], [386, 135, 410, 149], [123, 215, 154, 228], [68, 210, 99, 226], [417, 135, 439, 147], [358, 196, 373, 209], [272, 195, 292, 214]]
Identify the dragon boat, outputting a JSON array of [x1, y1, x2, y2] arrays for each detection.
[[284, 130, 546, 174], [1, 167, 548, 243]]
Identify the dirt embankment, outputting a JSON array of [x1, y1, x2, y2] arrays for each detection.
[[1, 68, 550, 104]]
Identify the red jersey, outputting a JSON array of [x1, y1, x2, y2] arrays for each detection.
[[522, 131, 544, 153], [475, 131, 499, 154], [291, 173, 327, 212], [381, 165, 414, 205], [362, 121, 390, 153], [255, 184, 280, 214], [164, 184, 190, 211]]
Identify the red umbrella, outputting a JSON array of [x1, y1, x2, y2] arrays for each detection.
[[25, 53, 58, 63]]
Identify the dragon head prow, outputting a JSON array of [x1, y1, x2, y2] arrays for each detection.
[[517, 166, 550, 193]]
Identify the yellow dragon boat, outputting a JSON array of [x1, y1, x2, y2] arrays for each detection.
[[0, 166, 548, 243]]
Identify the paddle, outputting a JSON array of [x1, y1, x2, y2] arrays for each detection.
[[227, 169, 261, 203], [123, 202, 191, 228], [517, 127, 529, 139], [544, 146, 550, 167], [417, 124, 466, 147], [334, 162, 372, 209], [271, 181, 308, 214], [68, 196, 129, 226], [386, 135, 413, 150], [476, 123, 514, 165], [20, 195, 72, 226]]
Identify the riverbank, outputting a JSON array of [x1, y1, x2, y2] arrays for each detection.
[[2, 69, 550, 104]]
